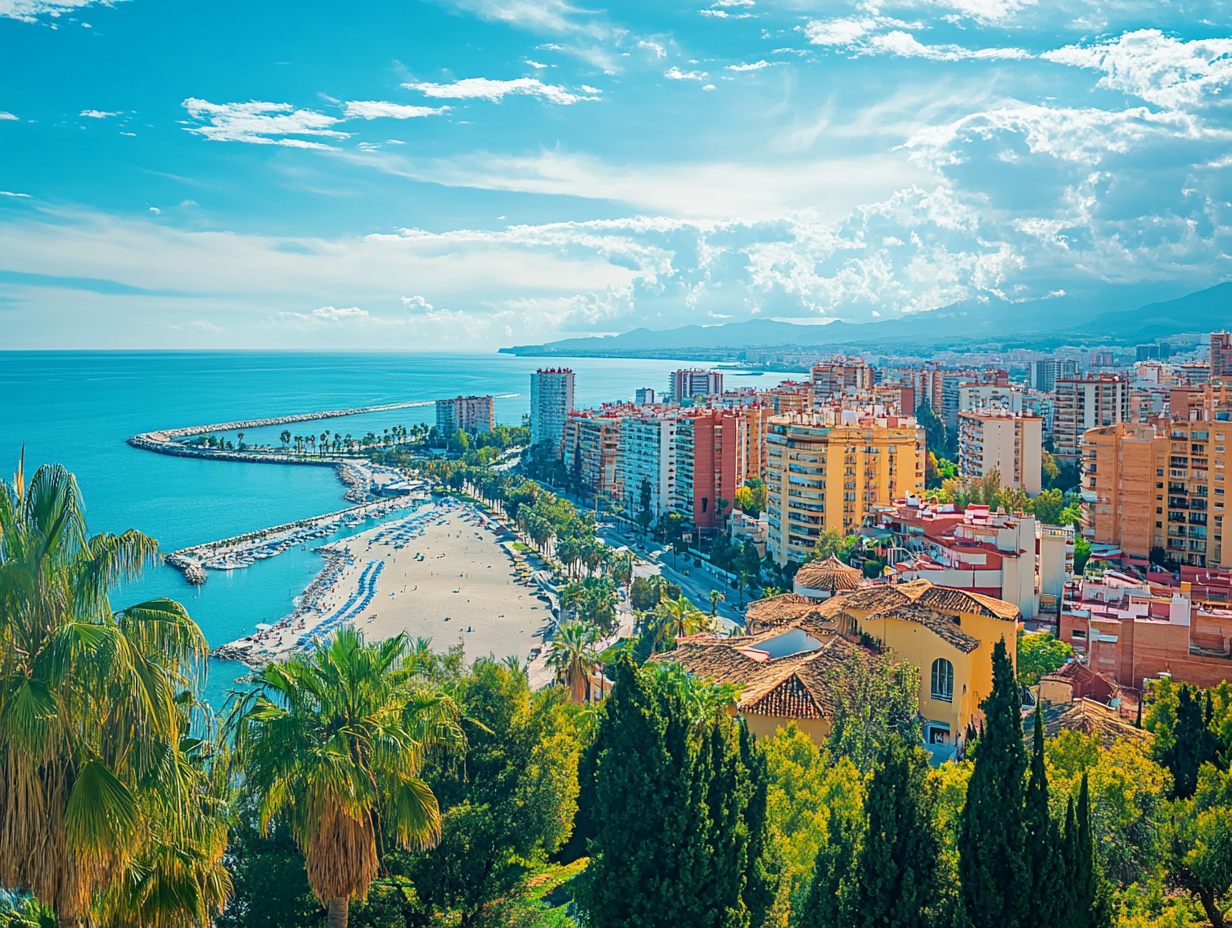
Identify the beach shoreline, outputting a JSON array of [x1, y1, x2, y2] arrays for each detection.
[[215, 497, 557, 667]]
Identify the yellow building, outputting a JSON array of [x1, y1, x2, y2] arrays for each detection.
[[765, 411, 924, 565], [660, 580, 1021, 757], [827, 580, 1021, 749]]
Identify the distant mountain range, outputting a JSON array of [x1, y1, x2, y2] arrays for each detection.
[[500, 280, 1229, 358]]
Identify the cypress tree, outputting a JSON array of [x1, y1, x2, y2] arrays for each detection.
[[1135, 697, 1142, 729], [957, 637, 1030, 928], [1025, 701, 1062, 928], [1062, 773, 1115, 928], [854, 736, 942, 928], [739, 723, 780, 928], [575, 656, 773, 928], [1155, 684, 1218, 798], [573, 655, 699, 928]]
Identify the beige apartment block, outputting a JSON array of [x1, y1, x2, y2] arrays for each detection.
[[765, 411, 925, 565], [1082, 385, 1232, 568], [1055, 375, 1131, 461], [957, 410, 1044, 495]]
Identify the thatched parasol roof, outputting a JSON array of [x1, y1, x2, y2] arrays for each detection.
[[795, 555, 863, 593]]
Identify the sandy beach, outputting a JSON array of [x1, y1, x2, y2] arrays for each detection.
[[217, 498, 556, 665]]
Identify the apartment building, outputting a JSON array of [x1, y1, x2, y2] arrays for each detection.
[[958, 383, 1022, 415], [530, 368, 575, 454], [765, 411, 925, 565], [434, 395, 495, 435], [1060, 579, 1232, 689], [674, 408, 744, 532], [1028, 358, 1081, 393], [810, 357, 872, 397], [617, 414, 679, 520], [881, 504, 1071, 619], [1081, 385, 1232, 568], [1054, 375, 1131, 461], [635, 388, 656, 405], [956, 409, 1044, 494], [939, 369, 1008, 430], [1022, 391, 1056, 441], [760, 381, 814, 415], [670, 369, 723, 401], [1213, 332, 1232, 380], [564, 411, 621, 499]]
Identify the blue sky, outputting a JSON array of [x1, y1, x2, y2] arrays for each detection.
[[1, 0, 1230, 349]]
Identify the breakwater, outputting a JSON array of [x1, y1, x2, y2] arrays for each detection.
[[126, 400, 437, 463]]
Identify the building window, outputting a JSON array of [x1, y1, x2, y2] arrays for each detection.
[[931, 659, 954, 703]]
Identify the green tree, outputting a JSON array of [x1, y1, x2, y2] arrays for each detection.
[[1153, 684, 1219, 799], [799, 786, 863, 928], [958, 637, 1030, 928], [916, 400, 949, 462], [1074, 534, 1093, 575], [853, 736, 942, 928], [1017, 631, 1072, 685], [217, 811, 322, 928], [230, 628, 461, 928], [1167, 765, 1232, 928], [760, 724, 864, 916], [389, 659, 581, 928], [574, 656, 773, 928], [1062, 772, 1115, 928], [1031, 488, 1065, 525], [806, 528, 844, 564], [823, 649, 921, 772], [1026, 702, 1063, 928], [0, 461, 212, 928]]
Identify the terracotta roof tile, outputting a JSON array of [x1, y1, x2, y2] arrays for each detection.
[[651, 632, 864, 719], [795, 556, 863, 592], [841, 578, 1021, 621]]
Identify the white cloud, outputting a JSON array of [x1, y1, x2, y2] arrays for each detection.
[[402, 77, 599, 104], [188, 319, 221, 332], [181, 98, 348, 149], [402, 295, 434, 312], [699, 9, 753, 18], [0, 0, 126, 22], [148, 207, 160, 214], [637, 39, 666, 58], [79, 109, 121, 118], [666, 66, 709, 81], [0, 112, 18, 120], [1043, 30, 1232, 110], [865, 32, 1032, 61], [342, 101, 449, 119], [444, 0, 592, 34], [906, 102, 1218, 168], [312, 305, 368, 320], [0, 190, 32, 198], [526, 59, 549, 68], [727, 60, 773, 71], [804, 17, 878, 46]]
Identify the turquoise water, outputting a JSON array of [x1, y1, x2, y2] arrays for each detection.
[[0, 351, 794, 707]]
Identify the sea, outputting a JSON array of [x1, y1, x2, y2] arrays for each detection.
[[0, 351, 796, 708]]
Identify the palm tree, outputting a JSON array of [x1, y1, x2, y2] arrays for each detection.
[[100, 698, 232, 928], [229, 628, 461, 928], [709, 589, 725, 618], [646, 595, 711, 652], [236, 431, 244, 449], [546, 621, 600, 704], [280, 429, 291, 450], [0, 458, 210, 928]]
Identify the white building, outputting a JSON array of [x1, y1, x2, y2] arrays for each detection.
[[958, 383, 1022, 415], [618, 415, 678, 522], [1054, 375, 1130, 461], [671, 369, 723, 402], [530, 368, 575, 455], [635, 387, 657, 405], [956, 409, 1044, 495]]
